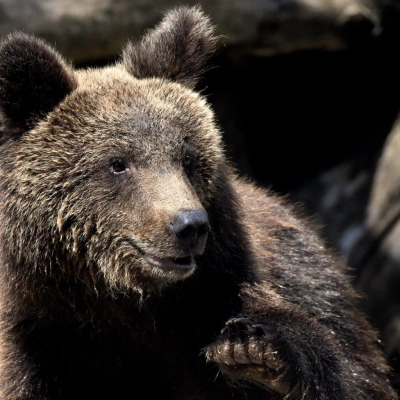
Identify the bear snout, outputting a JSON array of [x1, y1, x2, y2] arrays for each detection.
[[170, 210, 210, 255]]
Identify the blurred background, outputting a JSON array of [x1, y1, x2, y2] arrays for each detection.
[[2, 0, 400, 392]]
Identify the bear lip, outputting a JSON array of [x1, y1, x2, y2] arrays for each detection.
[[145, 254, 195, 272]]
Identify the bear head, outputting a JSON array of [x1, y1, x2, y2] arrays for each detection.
[[0, 7, 231, 295]]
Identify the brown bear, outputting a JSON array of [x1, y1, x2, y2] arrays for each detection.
[[0, 6, 397, 400]]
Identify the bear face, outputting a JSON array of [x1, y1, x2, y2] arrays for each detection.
[[4, 73, 220, 292]]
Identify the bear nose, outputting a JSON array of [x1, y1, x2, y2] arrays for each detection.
[[170, 210, 210, 253]]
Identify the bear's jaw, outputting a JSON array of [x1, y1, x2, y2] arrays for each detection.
[[145, 254, 195, 274]]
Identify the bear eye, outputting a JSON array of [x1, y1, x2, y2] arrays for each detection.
[[109, 158, 127, 175], [182, 143, 198, 177], [184, 152, 196, 166]]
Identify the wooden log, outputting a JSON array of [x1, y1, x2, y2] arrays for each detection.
[[0, 0, 382, 63]]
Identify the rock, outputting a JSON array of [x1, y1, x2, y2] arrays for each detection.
[[352, 114, 400, 391]]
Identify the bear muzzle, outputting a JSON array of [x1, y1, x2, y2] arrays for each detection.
[[144, 209, 210, 273]]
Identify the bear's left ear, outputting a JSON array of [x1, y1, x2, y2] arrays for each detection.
[[122, 6, 218, 89], [0, 33, 77, 132]]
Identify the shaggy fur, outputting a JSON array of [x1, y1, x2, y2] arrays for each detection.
[[0, 6, 397, 400]]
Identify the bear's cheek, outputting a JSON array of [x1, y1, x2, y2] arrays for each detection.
[[90, 221, 197, 292]]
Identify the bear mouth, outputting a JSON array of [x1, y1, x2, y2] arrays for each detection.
[[145, 254, 195, 272]]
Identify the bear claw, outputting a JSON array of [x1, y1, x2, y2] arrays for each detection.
[[209, 317, 281, 371], [206, 317, 289, 395]]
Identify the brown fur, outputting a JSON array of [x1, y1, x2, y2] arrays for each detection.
[[0, 6, 397, 400]]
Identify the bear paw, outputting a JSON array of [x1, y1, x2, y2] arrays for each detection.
[[205, 317, 290, 395]]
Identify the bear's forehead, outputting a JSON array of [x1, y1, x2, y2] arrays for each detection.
[[52, 66, 214, 140], [32, 66, 220, 162], [74, 66, 207, 115]]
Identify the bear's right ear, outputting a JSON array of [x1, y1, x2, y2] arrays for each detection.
[[0, 33, 77, 132], [122, 6, 218, 90]]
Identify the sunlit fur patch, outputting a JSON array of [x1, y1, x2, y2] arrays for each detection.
[[57, 199, 197, 293]]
